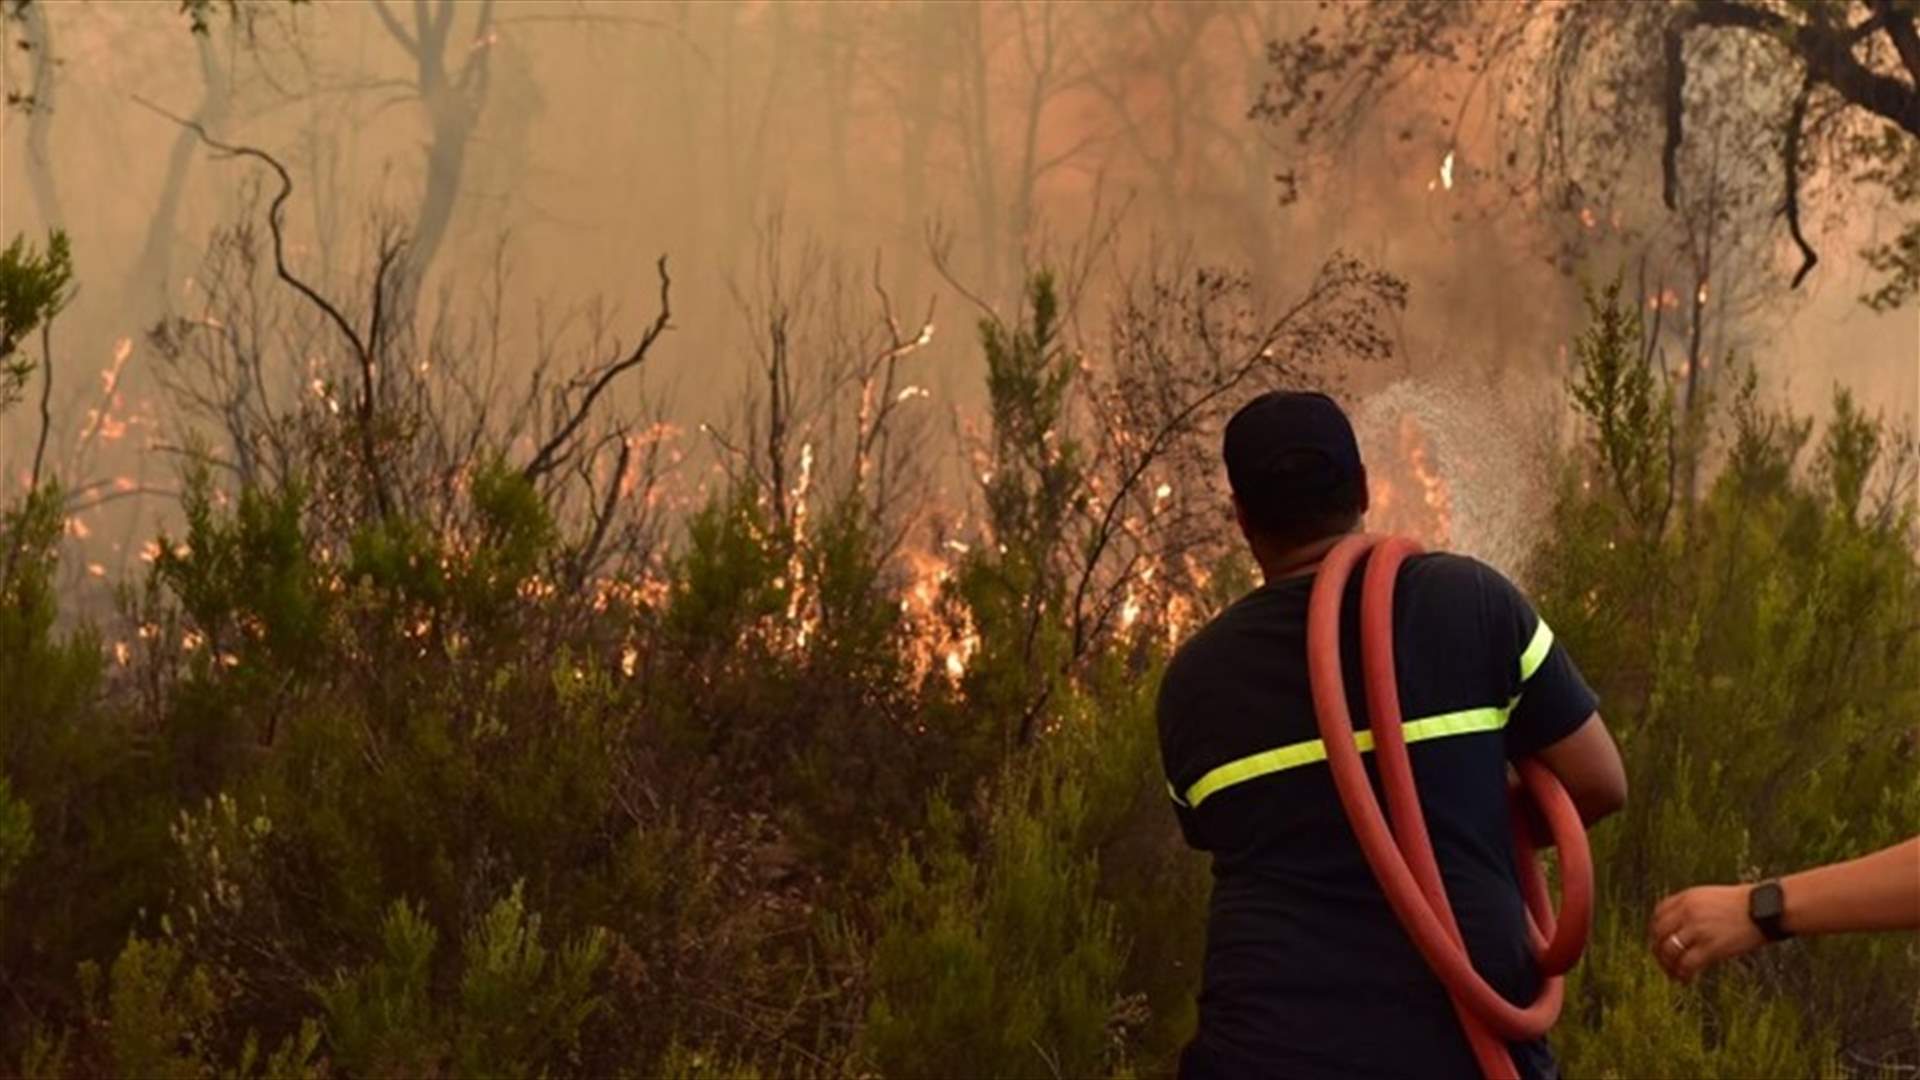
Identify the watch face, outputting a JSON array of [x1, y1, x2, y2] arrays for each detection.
[[1751, 882, 1785, 921]]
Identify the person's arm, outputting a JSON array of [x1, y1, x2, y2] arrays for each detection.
[[1515, 711, 1626, 843], [1473, 559, 1623, 831], [1155, 653, 1208, 852], [1649, 836, 1920, 982]]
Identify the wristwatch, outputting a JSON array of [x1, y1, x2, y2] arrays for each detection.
[[1749, 880, 1793, 942]]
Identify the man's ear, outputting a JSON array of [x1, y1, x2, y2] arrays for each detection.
[[1232, 495, 1249, 535]]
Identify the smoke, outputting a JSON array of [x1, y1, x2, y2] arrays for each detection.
[[1, 0, 1911, 594]]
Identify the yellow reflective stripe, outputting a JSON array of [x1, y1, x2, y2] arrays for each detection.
[[1179, 706, 1510, 809], [1519, 619, 1554, 682], [1401, 706, 1509, 744], [1185, 739, 1338, 808]]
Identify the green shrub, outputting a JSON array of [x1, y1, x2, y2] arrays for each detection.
[[1534, 285, 1919, 1076], [1, 250, 1911, 1079]]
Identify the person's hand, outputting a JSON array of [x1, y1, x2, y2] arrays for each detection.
[[1648, 884, 1766, 982]]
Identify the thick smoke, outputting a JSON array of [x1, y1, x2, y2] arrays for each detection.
[[2, 1, 1912, 594]]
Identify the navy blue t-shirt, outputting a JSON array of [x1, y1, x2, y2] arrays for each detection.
[[1156, 551, 1598, 1080]]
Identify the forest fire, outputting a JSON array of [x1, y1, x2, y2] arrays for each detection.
[[898, 545, 978, 688], [1367, 412, 1454, 549], [1, 3, 1912, 1077]]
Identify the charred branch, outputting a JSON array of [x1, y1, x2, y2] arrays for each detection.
[[136, 96, 398, 516], [524, 257, 672, 482], [1783, 76, 1821, 288], [1677, 1, 1920, 139], [1662, 15, 1687, 211], [28, 319, 52, 493], [1869, 0, 1920, 85]]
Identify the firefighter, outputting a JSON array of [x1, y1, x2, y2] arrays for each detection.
[[1157, 390, 1628, 1080]]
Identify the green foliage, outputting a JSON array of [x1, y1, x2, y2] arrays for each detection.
[[104, 936, 222, 1080], [0, 230, 71, 408], [1853, 126, 1920, 312], [665, 489, 787, 650], [1555, 909, 1841, 1079], [0, 775, 31, 923], [318, 898, 440, 1074], [952, 274, 1083, 746], [1536, 290, 1920, 1078], [320, 885, 604, 1077], [2, 256, 1910, 1079], [453, 881, 607, 1076], [863, 764, 1123, 1080], [1568, 276, 1673, 541]]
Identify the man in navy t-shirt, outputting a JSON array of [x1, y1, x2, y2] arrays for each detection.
[[1157, 391, 1627, 1080]]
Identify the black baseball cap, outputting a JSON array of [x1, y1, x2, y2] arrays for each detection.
[[1223, 390, 1365, 514]]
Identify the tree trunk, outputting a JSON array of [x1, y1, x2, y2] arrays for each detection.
[[22, 1, 63, 232], [960, 5, 1002, 299], [896, 5, 944, 305], [128, 32, 229, 307]]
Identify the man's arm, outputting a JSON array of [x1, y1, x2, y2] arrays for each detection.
[[1530, 711, 1627, 826], [1469, 558, 1624, 826], [1155, 652, 1208, 852]]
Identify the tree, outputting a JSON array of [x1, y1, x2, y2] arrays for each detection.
[[1257, 1, 1920, 309], [368, 0, 497, 294], [4, 1, 64, 233]]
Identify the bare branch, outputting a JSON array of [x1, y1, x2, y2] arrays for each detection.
[[1688, 0, 1920, 137], [571, 429, 631, 590], [1662, 12, 1688, 211], [926, 220, 1000, 321], [1065, 274, 1350, 659], [1782, 76, 1821, 289], [369, 0, 419, 57], [1869, 0, 1920, 86], [524, 257, 672, 480], [64, 484, 180, 514], [134, 95, 395, 515], [29, 318, 52, 492]]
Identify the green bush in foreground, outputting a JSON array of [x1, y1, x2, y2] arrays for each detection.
[[0, 273, 1912, 1077], [1538, 283, 1918, 1077]]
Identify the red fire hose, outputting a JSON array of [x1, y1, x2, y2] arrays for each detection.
[[1307, 534, 1593, 1080]]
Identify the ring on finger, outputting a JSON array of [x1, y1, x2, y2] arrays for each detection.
[[1667, 933, 1686, 955]]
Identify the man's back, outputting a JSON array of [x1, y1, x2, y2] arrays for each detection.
[[1157, 551, 1598, 1080]]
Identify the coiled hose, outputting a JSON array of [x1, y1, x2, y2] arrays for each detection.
[[1307, 534, 1593, 1080]]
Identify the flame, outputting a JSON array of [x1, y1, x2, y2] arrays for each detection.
[[1440, 150, 1455, 191], [898, 546, 978, 687], [1368, 414, 1453, 547], [785, 442, 818, 651]]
